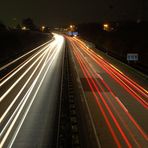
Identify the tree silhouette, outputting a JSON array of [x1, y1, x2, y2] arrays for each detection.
[[0, 21, 7, 31], [16, 24, 22, 30], [22, 18, 37, 31]]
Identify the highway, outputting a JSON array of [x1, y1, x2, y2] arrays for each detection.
[[0, 33, 148, 148], [0, 34, 65, 147], [66, 36, 148, 148]]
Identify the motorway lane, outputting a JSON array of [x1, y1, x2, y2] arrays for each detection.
[[66, 36, 148, 148], [0, 34, 65, 147], [0, 39, 54, 79]]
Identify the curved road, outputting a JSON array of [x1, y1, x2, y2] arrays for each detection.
[[0, 34, 65, 148], [66, 36, 148, 148], [1, 33, 148, 148]]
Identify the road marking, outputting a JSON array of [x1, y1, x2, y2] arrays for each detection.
[[96, 73, 103, 80], [115, 97, 128, 112]]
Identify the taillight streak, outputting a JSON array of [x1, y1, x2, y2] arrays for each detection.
[[74, 40, 148, 109], [71, 38, 148, 141], [72, 43, 132, 147], [73, 42, 147, 146], [72, 49, 122, 147], [74, 38, 147, 96]]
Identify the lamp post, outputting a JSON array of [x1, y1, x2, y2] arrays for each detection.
[[41, 26, 45, 32]]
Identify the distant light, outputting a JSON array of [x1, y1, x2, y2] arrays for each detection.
[[41, 26, 45, 31], [103, 24, 109, 28], [104, 24, 108, 27], [137, 19, 141, 23], [42, 26, 45, 29], [73, 32, 78, 36], [70, 25, 73, 28], [22, 26, 26, 30], [103, 23, 110, 31]]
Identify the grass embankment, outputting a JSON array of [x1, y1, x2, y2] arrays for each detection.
[[0, 29, 53, 66], [77, 22, 148, 74]]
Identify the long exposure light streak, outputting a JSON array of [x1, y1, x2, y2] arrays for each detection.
[[72, 38, 148, 109], [67, 36, 148, 147], [0, 34, 64, 148]]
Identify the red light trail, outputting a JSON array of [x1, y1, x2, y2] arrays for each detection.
[[66, 36, 148, 147]]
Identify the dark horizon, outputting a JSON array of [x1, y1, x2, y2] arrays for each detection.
[[0, 0, 148, 27]]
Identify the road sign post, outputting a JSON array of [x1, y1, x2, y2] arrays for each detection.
[[127, 53, 139, 63]]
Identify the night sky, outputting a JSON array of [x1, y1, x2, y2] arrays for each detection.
[[0, 0, 147, 27]]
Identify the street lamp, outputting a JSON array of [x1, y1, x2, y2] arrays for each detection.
[[70, 25, 73, 29], [41, 26, 45, 32], [103, 23, 109, 31], [22, 26, 26, 30]]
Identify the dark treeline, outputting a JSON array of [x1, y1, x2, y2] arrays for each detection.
[[77, 21, 148, 74], [0, 20, 52, 66]]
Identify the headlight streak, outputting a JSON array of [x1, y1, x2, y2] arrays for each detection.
[[0, 34, 64, 147], [0, 81, 34, 148], [8, 35, 64, 148], [0, 48, 48, 124], [71, 41, 146, 147], [0, 39, 54, 72], [70, 38, 148, 141], [1, 45, 55, 147], [72, 38, 148, 109], [1, 41, 56, 86], [0, 41, 58, 102], [0, 44, 49, 82], [0, 44, 49, 86], [0, 49, 47, 102], [0, 48, 50, 147]]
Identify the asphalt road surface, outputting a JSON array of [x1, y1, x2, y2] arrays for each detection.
[[0, 34, 65, 148], [1, 33, 148, 148], [66, 36, 148, 148]]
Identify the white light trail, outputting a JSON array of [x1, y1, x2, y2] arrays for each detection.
[[0, 40, 58, 102], [0, 34, 64, 148], [0, 39, 54, 71], [1, 39, 58, 123], [0, 49, 46, 102], [0, 49, 48, 123], [0, 44, 49, 86]]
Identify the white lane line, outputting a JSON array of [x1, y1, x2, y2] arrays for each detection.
[[69, 40, 102, 148], [115, 97, 128, 112], [96, 73, 103, 80]]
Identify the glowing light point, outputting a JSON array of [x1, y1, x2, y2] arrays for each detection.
[[22, 26, 26, 30], [41, 26, 45, 31]]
